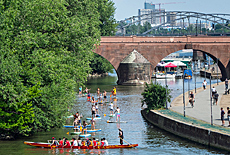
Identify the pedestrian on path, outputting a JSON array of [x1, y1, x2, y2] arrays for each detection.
[[221, 107, 225, 126], [213, 92, 219, 105], [227, 107, 230, 127], [202, 80, 207, 90], [225, 78, 228, 91]]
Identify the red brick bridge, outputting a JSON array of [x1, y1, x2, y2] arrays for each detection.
[[95, 36, 230, 84]]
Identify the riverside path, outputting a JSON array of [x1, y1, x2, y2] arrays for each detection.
[[170, 82, 230, 126]]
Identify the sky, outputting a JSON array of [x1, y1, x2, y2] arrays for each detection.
[[112, 0, 230, 21]]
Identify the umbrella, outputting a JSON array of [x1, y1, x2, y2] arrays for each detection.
[[172, 61, 186, 67], [164, 62, 177, 68]]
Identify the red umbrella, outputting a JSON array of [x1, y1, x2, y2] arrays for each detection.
[[164, 62, 177, 68]]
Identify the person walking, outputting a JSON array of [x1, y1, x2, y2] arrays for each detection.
[[213, 91, 219, 105], [227, 107, 230, 127], [202, 80, 207, 90], [189, 91, 195, 108], [118, 128, 124, 145], [225, 78, 228, 92], [221, 107, 225, 126]]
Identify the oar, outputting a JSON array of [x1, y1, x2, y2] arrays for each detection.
[[118, 137, 132, 146]]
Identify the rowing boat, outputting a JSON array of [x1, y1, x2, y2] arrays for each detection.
[[24, 141, 138, 149], [107, 120, 127, 123]]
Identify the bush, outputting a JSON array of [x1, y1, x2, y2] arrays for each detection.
[[141, 82, 172, 112]]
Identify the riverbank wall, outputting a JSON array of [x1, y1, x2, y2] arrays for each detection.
[[141, 109, 230, 152]]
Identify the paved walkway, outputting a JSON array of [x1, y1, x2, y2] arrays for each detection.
[[170, 82, 230, 127]]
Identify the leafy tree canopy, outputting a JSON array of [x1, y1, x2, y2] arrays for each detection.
[[0, 0, 106, 137]]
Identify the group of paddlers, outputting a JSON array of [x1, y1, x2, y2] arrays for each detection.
[[50, 137, 109, 147]]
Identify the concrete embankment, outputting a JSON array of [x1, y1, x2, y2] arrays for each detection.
[[141, 109, 230, 152]]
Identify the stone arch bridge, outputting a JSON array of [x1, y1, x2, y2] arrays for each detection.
[[95, 36, 230, 85]]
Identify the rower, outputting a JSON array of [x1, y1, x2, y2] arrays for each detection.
[[63, 138, 71, 147], [58, 138, 63, 146], [100, 138, 104, 146], [103, 138, 108, 146], [51, 137, 59, 146], [71, 138, 78, 147], [92, 138, 97, 148]]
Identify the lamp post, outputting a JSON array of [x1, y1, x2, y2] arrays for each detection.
[[195, 61, 197, 93], [217, 58, 219, 85], [183, 69, 185, 117], [165, 67, 167, 109], [210, 76, 213, 125]]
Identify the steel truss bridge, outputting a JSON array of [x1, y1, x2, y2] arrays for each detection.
[[117, 11, 230, 36]]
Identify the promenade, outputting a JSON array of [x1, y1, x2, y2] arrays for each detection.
[[170, 81, 230, 126]]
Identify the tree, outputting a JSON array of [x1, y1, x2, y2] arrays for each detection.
[[97, 0, 117, 36], [141, 82, 172, 113], [0, 0, 101, 137]]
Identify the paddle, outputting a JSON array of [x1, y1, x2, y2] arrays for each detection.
[[118, 137, 132, 146]]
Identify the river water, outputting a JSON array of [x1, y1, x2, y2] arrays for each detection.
[[0, 73, 227, 155]]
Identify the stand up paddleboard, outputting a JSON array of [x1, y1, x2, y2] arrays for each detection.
[[87, 129, 101, 133], [79, 134, 91, 138], [107, 120, 127, 123], [109, 114, 115, 117], [86, 117, 101, 120], [70, 132, 81, 135]]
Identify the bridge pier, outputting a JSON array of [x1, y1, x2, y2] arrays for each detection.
[[116, 50, 151, 85]]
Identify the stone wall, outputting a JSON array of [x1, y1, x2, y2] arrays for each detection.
[[141, 109, 230, 151], [117, 63, 150, 85]]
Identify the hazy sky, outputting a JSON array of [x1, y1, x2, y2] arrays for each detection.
[[112, 0, 230, 21]]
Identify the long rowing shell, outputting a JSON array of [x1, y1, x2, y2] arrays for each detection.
[[86, 117, 101, 120], [87, 129, 101, 133], [107, 120, 127, 123], [79, 134, 91, 138], [70, 132, 81, 135]]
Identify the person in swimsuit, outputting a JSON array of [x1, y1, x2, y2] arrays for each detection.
[[82, 121, 88, 134], [95, 103, 99, 115], [109, 102, 114, 115], [115, 107, 121, 122], [91, 105, 96, 118], [103, 90, 107, 102], [112, 87, 116, 96], [97, 88, 100, 98], [79, 86, 82, 96], [90, 116, 95, 130]]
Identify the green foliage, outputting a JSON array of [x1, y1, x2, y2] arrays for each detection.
[[97, 0, 117, 36], [90, 53, 114, 74], [0, 0, 104, 137], [141, 82, 172, 112]]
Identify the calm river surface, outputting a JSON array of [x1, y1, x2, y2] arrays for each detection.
[[0, 73, 227, 155]]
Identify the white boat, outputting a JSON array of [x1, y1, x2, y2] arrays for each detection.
[[155, 73, 175, 79]]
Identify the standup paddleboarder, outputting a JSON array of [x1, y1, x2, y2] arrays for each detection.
[[118, 128, 124, 145], [115, 107, 121, 122]]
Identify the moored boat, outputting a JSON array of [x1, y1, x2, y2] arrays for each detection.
[[24, 141, 138, 149]]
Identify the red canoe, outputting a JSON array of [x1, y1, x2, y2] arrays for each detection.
[[24, 141, 138, 149]]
